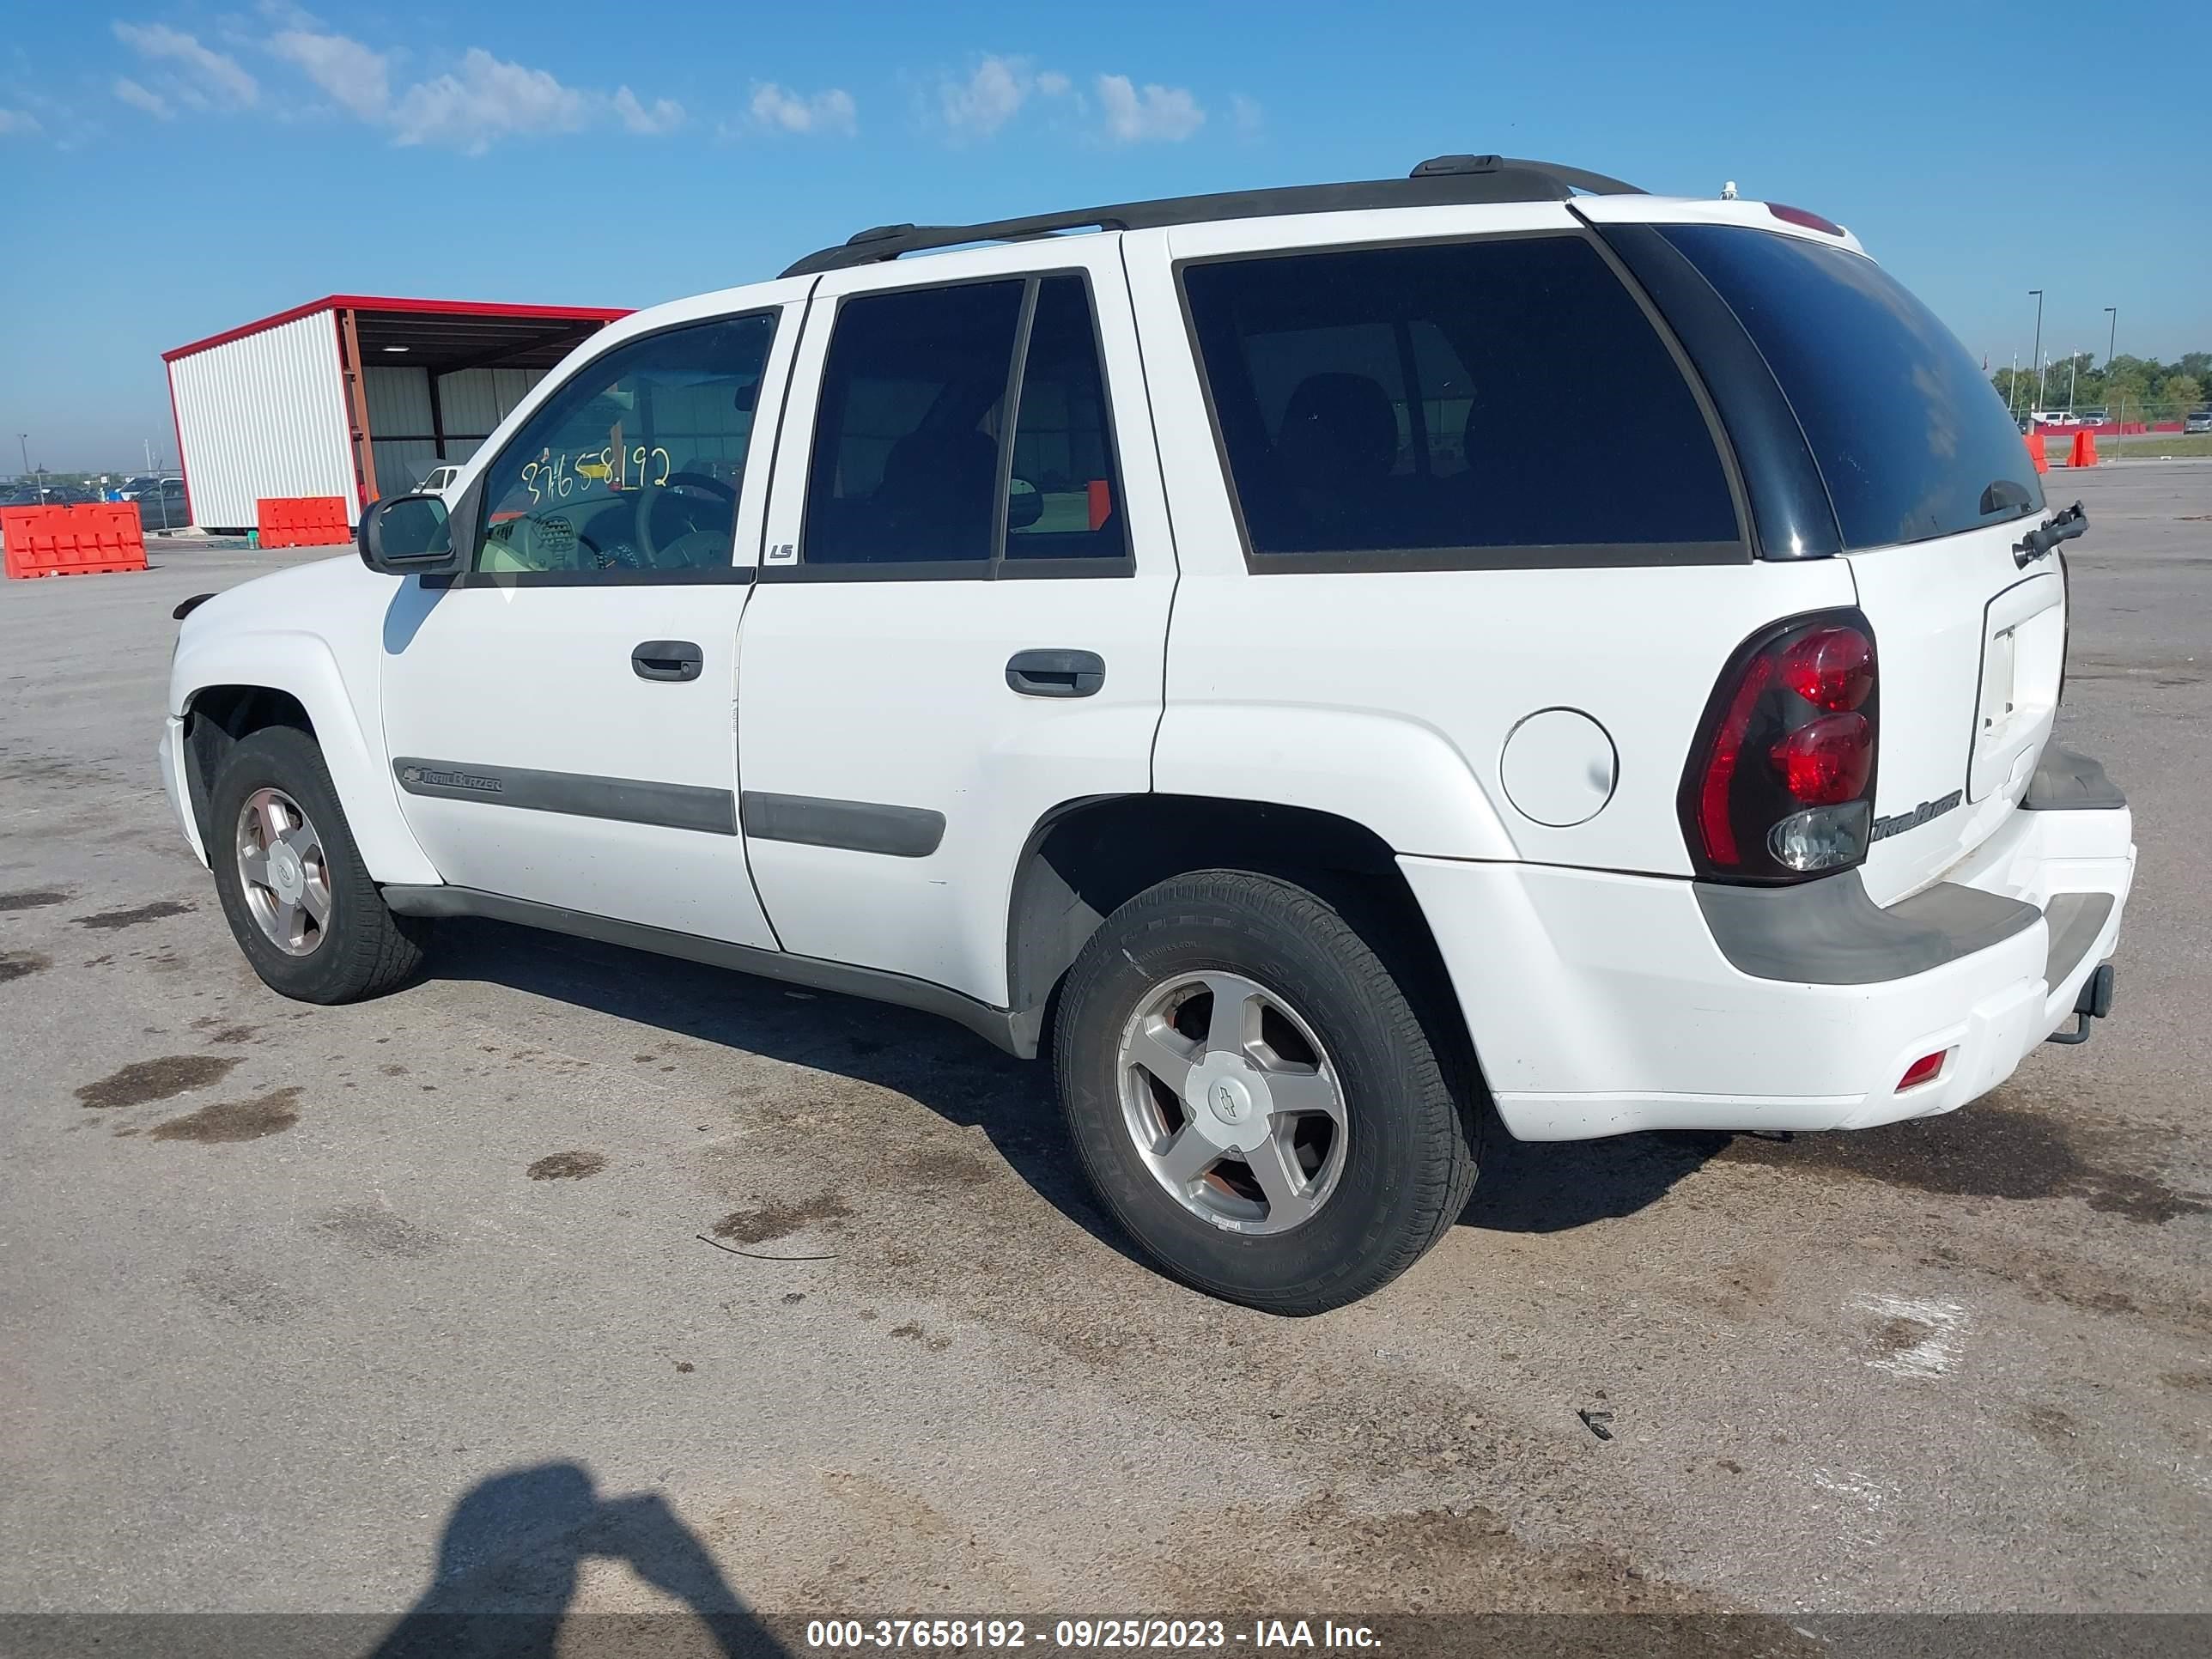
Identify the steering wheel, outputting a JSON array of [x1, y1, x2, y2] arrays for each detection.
[[634, 471, 736, 568]]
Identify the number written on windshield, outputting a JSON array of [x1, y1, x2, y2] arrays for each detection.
[[519, 441, 674, 505]]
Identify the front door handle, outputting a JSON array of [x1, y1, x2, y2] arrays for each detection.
[[632, 640, 703, 682], [1006, 648, 1105, 698]]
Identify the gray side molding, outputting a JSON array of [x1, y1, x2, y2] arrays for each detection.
[[379, 884, 1029, 1057], [2022, 743, 2125, 811], [1697, 872, 2042, 985], [2042, 891, 2116, 987], [392, 758, 736, 835], [740, 791, 945, 858]]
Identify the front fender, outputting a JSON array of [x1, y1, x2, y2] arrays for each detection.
[[1150, 703, 1517, 860], [170, 626, 441, 887]]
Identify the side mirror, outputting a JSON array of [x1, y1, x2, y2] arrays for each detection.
[[357, 494, 458, 575], [1006, 477, 1044, 532]]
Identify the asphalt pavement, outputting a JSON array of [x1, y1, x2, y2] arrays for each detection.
[[1, 467, 2207, 1646]]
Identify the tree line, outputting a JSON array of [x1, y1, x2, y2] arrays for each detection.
[[1990, 352, 2208, 416]]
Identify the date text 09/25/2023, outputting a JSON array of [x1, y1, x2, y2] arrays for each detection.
[[805, 1619, 1382, 1650]]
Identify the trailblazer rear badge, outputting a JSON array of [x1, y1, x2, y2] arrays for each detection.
[[1870, 789, 1963, 842]]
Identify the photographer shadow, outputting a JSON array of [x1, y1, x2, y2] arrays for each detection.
[[370, 1462, 784, 1659]]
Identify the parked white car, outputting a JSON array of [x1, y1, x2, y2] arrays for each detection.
[[412, 463, 464, 498], [160, 156, 2134, 1313]]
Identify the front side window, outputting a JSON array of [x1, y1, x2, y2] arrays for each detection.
[[801, 274, 1129, 569], [472, 313, 776, 575], [1182, 236, 1741, 563]]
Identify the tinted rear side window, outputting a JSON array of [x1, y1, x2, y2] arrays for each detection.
[[1181, 236, 1740, 565], [1661, 227, 2043, 550], [1006, 275, 1129, 562]]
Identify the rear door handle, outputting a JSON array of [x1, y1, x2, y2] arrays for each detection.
[[1006, 648, 1105, 698], [632, 640, 703, 682]]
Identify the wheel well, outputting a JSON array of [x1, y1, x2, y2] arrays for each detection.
[[1006, 795, 1473, 1072], [180, 686, 316, 848]]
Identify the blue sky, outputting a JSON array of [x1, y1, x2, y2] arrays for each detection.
[[2, 0, 2204, 471]]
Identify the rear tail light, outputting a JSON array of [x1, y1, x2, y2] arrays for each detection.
[[1680, 611, 1880, 881], [1770, 714, 1873, 804]]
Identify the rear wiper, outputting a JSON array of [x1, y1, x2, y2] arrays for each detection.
[[2014, 500, 2087, 568]]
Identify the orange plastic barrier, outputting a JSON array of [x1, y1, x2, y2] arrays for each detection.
[[2066, 429, 2099, 468], [257, 496, 351, 549], [2023, 428, 2048, 475], [2, 503, 148, 580]]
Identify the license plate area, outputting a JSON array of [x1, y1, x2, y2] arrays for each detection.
[[1968, 573, 2063, 802]]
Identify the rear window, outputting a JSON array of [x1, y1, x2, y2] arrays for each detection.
[[1182, 236, 1741, 566], [1660, 226, 2043, 549]]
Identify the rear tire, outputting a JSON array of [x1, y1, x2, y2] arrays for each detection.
[[207, 725, 431, 1003], [1054, 869, 1481, 1315]]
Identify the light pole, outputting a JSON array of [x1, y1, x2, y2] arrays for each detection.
[[2102, 307, 2124, 453], [2008, 351, 2020, 417], [15, 434, 27, 482], [2028, 290, 2045, 413]]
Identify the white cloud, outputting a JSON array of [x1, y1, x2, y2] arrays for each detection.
[[1096, 74, 1204, 143], [112, 21, 259, 111], [750, 82, 856, 136], [258, 25, 683, 151], [102, 14, 716, 153], [389, 48, 592, 154], [111, 77, 170, 119], [614, 85, 684, 135], [269, 28, 391, 121], [940, 55, 1027, 137], [938, 54, 1072, 139], [0, 106, 42, 135]]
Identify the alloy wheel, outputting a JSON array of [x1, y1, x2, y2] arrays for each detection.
[[1116, 970, 1348, 1234], [234, 787, 332, 957]]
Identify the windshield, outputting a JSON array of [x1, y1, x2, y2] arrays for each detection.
[[1661, 226, 2043, 550]]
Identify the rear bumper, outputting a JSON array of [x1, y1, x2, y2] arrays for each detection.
[[1402, 797, 2134, 1141]]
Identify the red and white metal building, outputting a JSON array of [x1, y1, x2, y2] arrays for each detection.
[[164, 295, 630, 532]]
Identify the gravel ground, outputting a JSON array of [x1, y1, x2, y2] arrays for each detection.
[[1, 467, 2206, 1649]]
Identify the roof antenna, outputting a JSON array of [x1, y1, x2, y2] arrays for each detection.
[[1721, 180, 1738, 200]]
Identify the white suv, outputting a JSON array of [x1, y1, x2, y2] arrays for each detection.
[[160, 156, 2135, 1314]]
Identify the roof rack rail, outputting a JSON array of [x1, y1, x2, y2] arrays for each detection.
[[780, 155, 1644, 278]]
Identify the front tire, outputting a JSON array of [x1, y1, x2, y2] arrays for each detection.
[[207, 725, 430, 1003], [1054, 870, 1481, 1315]]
